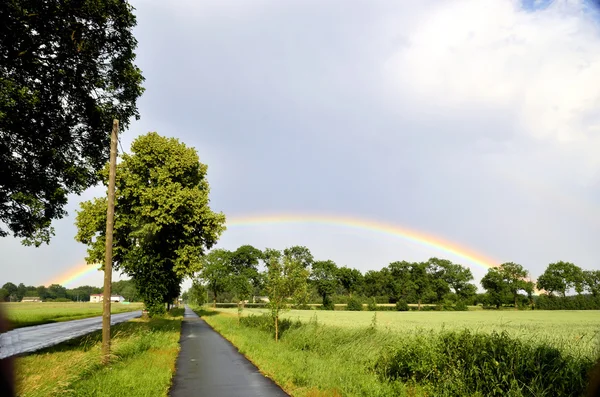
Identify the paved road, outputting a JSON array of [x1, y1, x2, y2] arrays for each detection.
[[0, 310, 142, 359], [170, 306, 288, 397]]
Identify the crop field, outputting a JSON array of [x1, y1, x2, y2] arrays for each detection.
[[1, 302, 145, 328], [202, 308, 600, 396], [215, 308, 600, 358]]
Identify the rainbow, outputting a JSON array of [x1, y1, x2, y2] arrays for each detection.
[[47, 212, 500, 287], [45, 263, 101, 287], [227, 213, 499, 270]]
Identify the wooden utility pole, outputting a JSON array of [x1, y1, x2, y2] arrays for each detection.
[[102, 119, 119, 364]]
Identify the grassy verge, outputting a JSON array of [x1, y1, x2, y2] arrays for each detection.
[[193, 307, 598, 397], [2, 302, 145, 329], [16, 307, 183, 397]]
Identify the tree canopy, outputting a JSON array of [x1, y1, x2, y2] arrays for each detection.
[[75, 132, 225, 315], [0, 0, 144, 245]]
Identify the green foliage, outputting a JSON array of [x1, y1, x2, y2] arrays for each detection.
[[199, 249, 232, 306], [395, 300, 409, 311], [311, 260, 339, 307], [537, 261, 584, 297], [535, 294, 600, 310], [346, 297, 363, 311], [265, 247, 310, 341], [582, 270, 600, 297], [75, 132, 225, 312], [0, 0, 144, 245], [454, 300, 469, 311], [240, 314, 301, 338], [367, 298, 378, 311], [482, 263, 534, 308], [322, 295, 335, 310], [374, 330, 593, 396], [337, 266, 364, 296]]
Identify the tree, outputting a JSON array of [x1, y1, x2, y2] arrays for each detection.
[[199, 249, 232, 307], [481, 263, 533, 308], [0, 0, 144, 245], [282, 246, 314, 269], [1, 283, 16, 301], [0, 288, 8, 302], [264, 248, 309, 341], [75, 132, 225, 315], [337, 266, 363, 297], [229, 245, 263, 304], [47, 284, 67, 300], [187, 280, 207, 306], [537, 261, 584, 297], [36, 285, 48, 300], [311, 260, 339, 309], [583, 270, 600, 297], [16, 283, 26, 301]]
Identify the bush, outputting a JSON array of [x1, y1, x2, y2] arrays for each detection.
[[367, 298, 378, 311], [535, 294, 600, 310], [322, 295, 335, 311], [454, 301, 469, 311], [374, 330, 594, 396], [347, 297, 363, 311], [395, 300, 409, 311], [240, 314, 301, 338]]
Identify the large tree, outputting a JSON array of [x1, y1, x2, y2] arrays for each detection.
[[199, 249, 232, 307], [536, 261, 584, 297], [481, 262, 533, 308], [583, 270, 600, 297], [75, 132, 225, 315], [311, 260, 339, 309], [337, 266, 363, 297], [0, 0, 144, 245]]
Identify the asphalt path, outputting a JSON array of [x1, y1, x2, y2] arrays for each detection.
[[0, 310, 142, 359], [170, 306, 288, 397]]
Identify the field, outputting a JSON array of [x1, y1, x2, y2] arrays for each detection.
[[1, 302, 145, 328], [202, 307, 600, 396], [216, 307, 600, 356], [15, 308, 183, 397]]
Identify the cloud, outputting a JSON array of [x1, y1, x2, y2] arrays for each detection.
[[384, 0, 600, 182]]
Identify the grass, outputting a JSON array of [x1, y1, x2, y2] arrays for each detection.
[[215, 307, 600, 357], [1, 302, 145, 328], [15, 307, 183, 397], [198, 307, 600, 396]]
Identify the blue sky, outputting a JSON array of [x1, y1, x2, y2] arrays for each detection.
[[2, 0, 600, 289]]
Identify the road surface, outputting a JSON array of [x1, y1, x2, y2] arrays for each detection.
[[170, 306, 288, 397], [0, 310, 142, 359]]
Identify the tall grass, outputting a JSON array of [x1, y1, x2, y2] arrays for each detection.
[[197, 309, 599, 397], [16, 307, 183, 397]]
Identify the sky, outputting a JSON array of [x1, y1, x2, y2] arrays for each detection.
[[2, 0, 600, 290]]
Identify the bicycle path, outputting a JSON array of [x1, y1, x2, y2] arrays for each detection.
[[0, 310, 142, 359], [170, 306, 288, 397]]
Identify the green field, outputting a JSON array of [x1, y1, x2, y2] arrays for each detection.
[[16, 308, 183, 397], [215, 307, 600, 356], [202, 308, 600, 396], [1, 302, 145, 328]]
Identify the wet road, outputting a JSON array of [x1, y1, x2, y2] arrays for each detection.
[[0, 310, 142, 359], [170, 306, 288, 397]]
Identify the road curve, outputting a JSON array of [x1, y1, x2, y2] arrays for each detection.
[[0, 310, 142, 359], [170, 306, 288, 397]]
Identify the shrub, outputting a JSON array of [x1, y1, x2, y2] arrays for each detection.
[[454, 301, 469, 311], [374, 330, 594, 396], [395, 300, 409, 311], [240, 314, 301, 338], [347, 297, 363, 311], [367, 298, 378, 311], [322, 295, 335, 311]]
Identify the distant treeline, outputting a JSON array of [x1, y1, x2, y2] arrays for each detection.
[[0, 279, 139, 302], [183, 245, 600, 311]]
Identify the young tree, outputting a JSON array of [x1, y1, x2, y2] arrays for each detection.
[[537, 261, 584, 297], [264, 248, 309, 341], [199, 249, 232, 307], [75, 132, 225, 315], [337, 266, 363, 297], [311, 260, 339, 309], [0, 0, 144, 245]]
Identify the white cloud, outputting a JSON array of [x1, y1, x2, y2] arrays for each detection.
[[384, 0, 600, 181]]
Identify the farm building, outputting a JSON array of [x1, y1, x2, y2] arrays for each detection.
[[252, 295, 270, 303], [89, 294, 125, 303], [21, 297, 41, 302]]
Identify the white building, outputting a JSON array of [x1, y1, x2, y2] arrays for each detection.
[[90, 294, 125, 303]]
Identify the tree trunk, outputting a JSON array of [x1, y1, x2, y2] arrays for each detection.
[[418, 299, 421, 311], [275, 314, 279, 342], [213, 293, 216, 308], [514, 295, 517, 308]]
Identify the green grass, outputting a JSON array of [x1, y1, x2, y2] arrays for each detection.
[[16, 307, 183, 397], [215, 307, 600, 357], [1, 302, 144, 328], [198, 308, 600, 396]]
